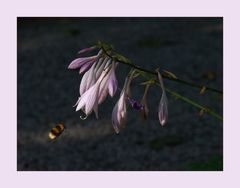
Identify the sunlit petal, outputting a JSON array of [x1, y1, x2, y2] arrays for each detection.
[[85, 84, 100, 115]]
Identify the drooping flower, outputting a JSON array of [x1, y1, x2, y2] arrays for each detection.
[[111, 70, 135, 133], [157, 70, 168, 126], [69, 46, 120, 119], [111, 78, 128, 134]]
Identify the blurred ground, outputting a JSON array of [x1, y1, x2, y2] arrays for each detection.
[[17, 17, 223, 171]]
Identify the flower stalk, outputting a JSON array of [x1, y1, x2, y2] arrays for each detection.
[[99, 42, 223, 95], [68, 42, 223, 134]]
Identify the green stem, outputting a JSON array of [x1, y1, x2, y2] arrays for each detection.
[[165, 88, 223, 121], [141, 72, 223, 121], [97, 42, 223, 121], [100, 46, 223, 94]]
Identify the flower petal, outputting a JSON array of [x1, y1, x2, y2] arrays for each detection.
[[157, 70, 168, 126], [76, 95, 87, 111], [68, 56, 96, 69], [95, 58, 109, 80], [112, 103, 120, 133], [108, 62, 118, 97], [78, 46, 96, 55], [111, 77, 129, 133], [79, 59, 95, 74], [79, 68, 90, 95], [85, 84, 100, 115], [158, 91, 168, 126], [97, 64, 112, 104], [79, 62, 97, 96]]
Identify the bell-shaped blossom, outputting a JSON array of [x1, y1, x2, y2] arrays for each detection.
[[75, 57, 119, 119], [111, 78, 128, 134], [157, 70, 168, 126], [111, 70, 135, 133]]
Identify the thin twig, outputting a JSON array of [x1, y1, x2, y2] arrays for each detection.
[[140, 71, 223, 121], [101, 47, 223, 94]]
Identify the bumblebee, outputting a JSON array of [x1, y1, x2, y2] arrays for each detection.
[[48, 123, 65, 140]]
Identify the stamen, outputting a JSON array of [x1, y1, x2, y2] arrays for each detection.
[[80, 114, 88, 120], [79, 110, 88, 120]]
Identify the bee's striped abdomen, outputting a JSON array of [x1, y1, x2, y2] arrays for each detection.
[[48, 124, 65, 140]]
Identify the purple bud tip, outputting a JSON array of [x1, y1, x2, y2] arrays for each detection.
[[127, 97, 144, 110]]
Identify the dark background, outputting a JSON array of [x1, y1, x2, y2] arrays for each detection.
[[17, 17, 223, 171]]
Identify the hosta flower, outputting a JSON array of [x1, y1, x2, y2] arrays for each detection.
[[157, 70, 168, 126], [69, 46, 119, 119], [111, 70, 135, 133], [111, 78, 128, 134]]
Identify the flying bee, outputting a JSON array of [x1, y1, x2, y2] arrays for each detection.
[[48, 123, 65, 140]]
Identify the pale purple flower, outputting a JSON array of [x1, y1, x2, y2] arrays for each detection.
[[157, 70, 168, 126], [111, 78, 128, 134], [111, 70, 135, 133], [71, 49, 119, 119]]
